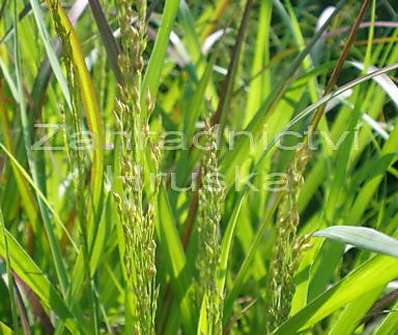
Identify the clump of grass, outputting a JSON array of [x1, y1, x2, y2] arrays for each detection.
[[3, 1, 398, 334]]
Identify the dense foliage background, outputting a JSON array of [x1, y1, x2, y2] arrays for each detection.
[[1, 0, 398, 334]]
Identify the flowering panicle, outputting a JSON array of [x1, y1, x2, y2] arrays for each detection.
[[48, 0, 89, 231], [266, 145, 311, 333], [113, 0, 159, 334], [196, 122, 225, 335]]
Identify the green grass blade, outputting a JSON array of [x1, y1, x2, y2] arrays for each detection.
[[0, 208, 19, 333], [0, 322, 13, 335], [328, 289, 382, 335], [157, 188, 195, 334], [216, 193, 246, 293], [0, 226, 81, 333], [314, 226, 398, 258], [142, 0, 179, 101], [224, 192, 282, 321], [27, 0, 71, 108], [243, 0, 272, 127], [0, 143, 78, 251], [220, 0, 348, 179], [13, 0, 70, 296], [0, 82, 38, 231], [211, 0, 253, 129], [274, 255, 398, 334], [373, 300, 398, 335], [197, 294, 208, 335]]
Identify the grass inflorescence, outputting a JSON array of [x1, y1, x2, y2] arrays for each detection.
[[113, 0, 159, 333], [196, 122, 225, 335]]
